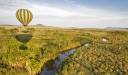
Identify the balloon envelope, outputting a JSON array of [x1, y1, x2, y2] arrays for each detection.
[[16, 9, 33, 26]]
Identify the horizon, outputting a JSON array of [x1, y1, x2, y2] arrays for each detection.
[[0, 24, 128, 29], [0, 0, 128, 28]]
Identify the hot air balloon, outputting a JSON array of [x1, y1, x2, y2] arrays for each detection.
[[15, 9, 33, 50], [16, 9, 33, 27]]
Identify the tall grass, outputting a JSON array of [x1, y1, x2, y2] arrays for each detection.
[[0, 27, 88, 75]]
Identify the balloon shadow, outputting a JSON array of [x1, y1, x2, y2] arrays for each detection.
[[15, 34, 32, 50]]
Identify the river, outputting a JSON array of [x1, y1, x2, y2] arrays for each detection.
[[40, 49, 76, 75]]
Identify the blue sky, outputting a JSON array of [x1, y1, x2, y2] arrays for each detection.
[[0, 0, 128, 28], [32, 0, 128, 10]]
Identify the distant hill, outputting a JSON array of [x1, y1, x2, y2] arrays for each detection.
[[0, 24, 17, 26]]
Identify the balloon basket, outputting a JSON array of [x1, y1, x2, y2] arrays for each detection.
[[19, 44, 28, 50]]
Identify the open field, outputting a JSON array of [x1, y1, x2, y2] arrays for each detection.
[[57, 30, 128, 75], [0, 25, 128, 75]]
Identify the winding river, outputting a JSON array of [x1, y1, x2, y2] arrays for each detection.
[[40, 49, 76, 75], [39, 42, 90, 75]]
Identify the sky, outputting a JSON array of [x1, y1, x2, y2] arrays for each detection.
[[0, 0, 128, 28]]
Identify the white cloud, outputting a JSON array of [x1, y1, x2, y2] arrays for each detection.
[[31, 4, 77, 17]]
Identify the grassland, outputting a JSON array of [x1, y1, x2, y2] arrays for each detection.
[[0, 26, 89, 75], [0, 25, 128, 75], [57, 30, 128, 75]]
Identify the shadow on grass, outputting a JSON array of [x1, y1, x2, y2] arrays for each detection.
[[15, 34, 32, 50]]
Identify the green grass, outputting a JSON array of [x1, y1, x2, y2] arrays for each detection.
[[0, 26, 88, 75], [0, 26, 128, 75], [57, 30, 128, 75]]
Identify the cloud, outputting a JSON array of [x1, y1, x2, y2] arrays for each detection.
[[0, 0, 127, 28], [31, 4, 77, 17], [0, 0, 31, 10]]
